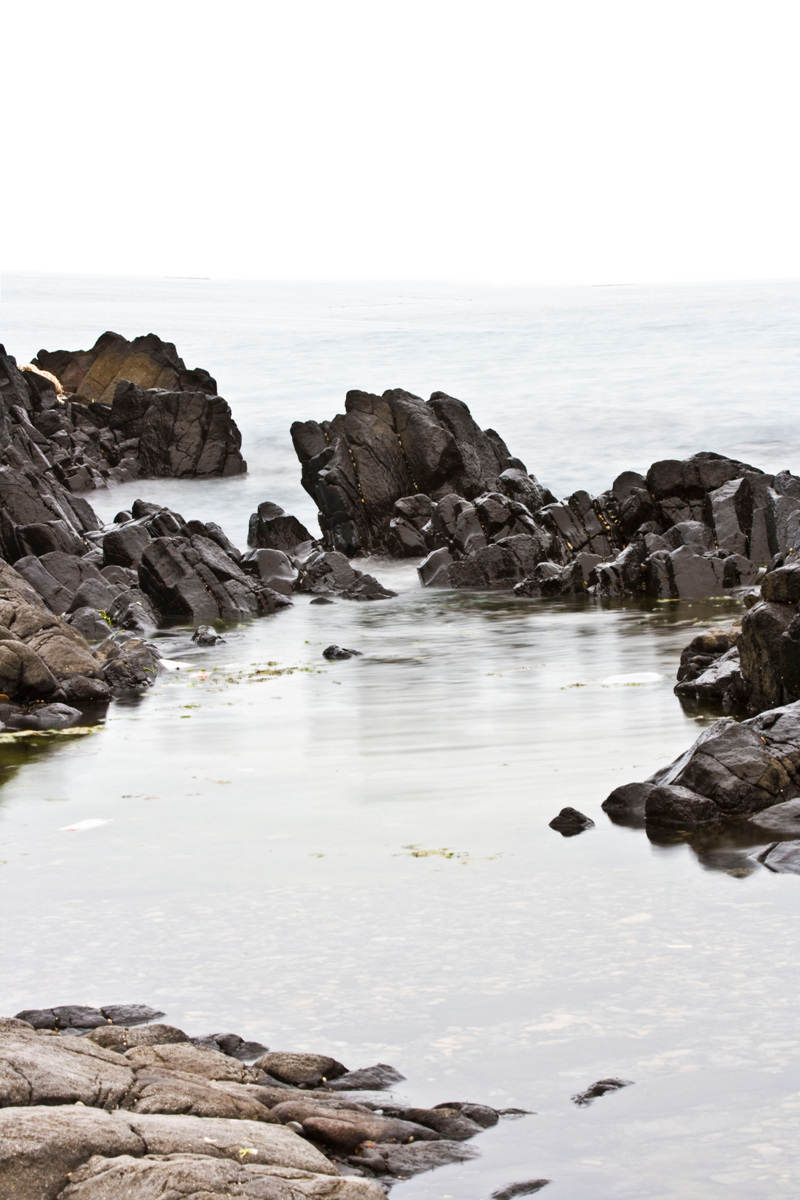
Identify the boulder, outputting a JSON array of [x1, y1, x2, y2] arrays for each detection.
[[0, 702, 81, 731], [295, 550, 395, 601], [372, 1139, 479, 1176], [269, 1099, 439, 1153], [100, 638, 161, 694], [738, 601, 800, 712], [0, 1023, 134, 1108], [241, 548, 298, 595], [758, 839, 800, 874], [124, 1042, 259, 1084], [102, 523, 152, 569], [138, 537, 292, 623], [548, 807, 595, 836], [606, 701, 800, 829], [248, 502, 313, 554], [87, 1024, 188, 1052], [254, 1052, 347, 1087]]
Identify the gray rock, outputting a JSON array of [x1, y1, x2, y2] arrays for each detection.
[[242, 548, 298, 595], [254, 1052, 347, 1087], [124, 1042, 259, 1083], [269, 1099, 439, 1153], [0, 701, 81, 731], [375, 1138, 479, 1175], [248, 502, 313, 554], [66, 606, 114, 642], [571, 1077, 633, 1106], [757, 839, 800, 874], [0, 1022, 134, 1108], [100, 1004, 165, 1026], [492, 1183, 550, 1199]]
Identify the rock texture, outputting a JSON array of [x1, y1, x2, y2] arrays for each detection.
[[603, 701, 800, 830]]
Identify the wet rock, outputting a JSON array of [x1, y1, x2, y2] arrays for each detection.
[[242, 548, 299, 596], [548, 807, 595, 836], [491, 1182, 551, 1199], [100, 1004, 165, 1026], [381, 1104, 484, 1140], [571, 1078, 633, 1106], [65, 606, 114, 642], [296, 549, 395, 601], [310, 596, 335, 605], [757, 839, 800, 874], [0, 701, 81, 731], [193, 1032, 269, 1061], [674, 647, 747, 708], [61, 675, 113, 704], [101, 638, 161, 694], [270, 1099, 438, 1152], [102, 523, 152, 569], [192, 624, 223, 646], [139, 536, 291, 623], [121, 1112, 338, 1173], [323, 646, 362, 661], [324, 1063, 405, 1091], [434, 1100, 499, 1128], [745, 798, 800, 835], [762, 563, 800, 605], [248, 502, 313, 554], [255, 1052, 347, 1087], [738, 599, 800, 712], [122, 1065, 277, 1122], [373, 1138, 479, 1176]]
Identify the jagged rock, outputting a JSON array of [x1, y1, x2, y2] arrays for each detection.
[[248, 502, 313, 554], [192, 624, 223, 646], [102, 523, 152, 569], [739, 600, 800, 712], [254, 1052, 347, 1087], [138, 537, 292, 623], [295, 550, 395, 601], [762, 563, 800, 604], [548, 807, 595, 836], [100, 1005, 165, 1026], [65, 607, 114, 642], [606, 701, 800, 829], [291, 389, 529, 555], [758, 840, 800, 874], [674, 646, 747, 708]]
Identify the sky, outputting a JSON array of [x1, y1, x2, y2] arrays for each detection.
[[2, 0, 799, 285]]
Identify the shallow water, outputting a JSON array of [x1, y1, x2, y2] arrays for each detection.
[[1, 275, 800, 1197]]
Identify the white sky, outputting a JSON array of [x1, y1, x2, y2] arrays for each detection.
[[2, 0, 799, 285]]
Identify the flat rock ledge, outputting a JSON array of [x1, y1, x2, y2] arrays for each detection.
[[0, 1008, 513, 1198]]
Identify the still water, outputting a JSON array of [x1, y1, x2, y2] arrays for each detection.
[[1, 274, 799, 1198]]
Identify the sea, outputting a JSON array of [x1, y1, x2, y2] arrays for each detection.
[[1, 272, 799, 1198]]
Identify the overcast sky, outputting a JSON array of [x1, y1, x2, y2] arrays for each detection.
[[2, 0, 798, 285]]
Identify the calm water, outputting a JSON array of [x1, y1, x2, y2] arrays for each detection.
[[1, 274, 799, 1198]]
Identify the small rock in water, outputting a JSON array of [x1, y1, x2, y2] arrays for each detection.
[[323, 645, 362, 661], [0, 702, 81, 732], [491, 1182, 551, 1199], [571, 1077, 633, 1106], [192, 625, 224, 646], [310, 596, 335, 605], [549, 807, 594, 836], [325, 1062, 406, 1090]]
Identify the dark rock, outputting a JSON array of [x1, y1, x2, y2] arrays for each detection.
[[571, 1078, 633, 1106], [192, 625, 223, 646], [323, 646, 362, 661], [374, 1138, 479, 1176], [381, 1104, 483, 1140], [310, 596, 335, 605], [65, 577, 119, 616], [193, 1033, 269, 1062], [138, 537, 292, 623], [35, 331, 218, 403], [103, 523, 152, 569], [65, 607, 113, 643], [270, 1099, 438, 1153], [549, 807, 594, 836], [0, 701, 81, 731], [248, 502, 313, 554], [105, 588, 160, 634], [608, 701, 800, 830], [100, 1004, 165, 1026], [739, 601, 800, 712], [492, 1182, 551, 1199], [61, 675, 113, 704], [254, 1052, 347, 1087], [101, 639, 161, 694], [296, 550, 395, 601], [676, 627, 740, 684], [674, 647, 748, 709], [602, 782, 656, 823], [324, 1063, 406, 1091], [757, 839, 800, 874], [762, 564, 800, 605], [241, 548, 298, 595]]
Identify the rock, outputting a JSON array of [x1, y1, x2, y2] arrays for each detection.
[[66, 607, 114, 642], [739, 599, 800, 712], [59, 1153, 384, 1199], [192, 624, 223, 646], [606, 701, 800, 830], [86, 1024, 188, 1052], [676, 627, 740, 684], [548, 807, 595, 836], [381, 1104, 484, 1140], [193, 1033, 269, 1061], [138, 537, 292, 623], [101, 639, 161, 694], [0, 1105, 143, 1200], [248, 502, 313, 554], [270, 1100, 439, 1152], [745, 798, 800, 835], [757, 839, 800, 874], [100, 1004, 165, 1026], [762, 564, 800, 605], [254, 1052, 347, 1087], [604, 700, 800, 835], [674, 646, 747, 709], [571, 1078, 633, 1106], [324, 1063, 405, 1091], [0, 1022, 134, 1108], [323, 646, 361, 661], [0, 701, 81, 731], [241, 548, 298, 596], [102, 523, 152, 569], [295, 550, 395, 601], [491, 1183, 551, 1199], [373, 1138, 479, 1176], [35, 331, 218, 403], [122, 1112, 338, 1173], [310, 596, 334, 605], [121, 1066, 277, 1122], [124, 1042, 259, 1083], [292, 389, 526, 555]]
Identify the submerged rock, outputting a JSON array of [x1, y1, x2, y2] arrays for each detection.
[[571, 1078, 633, 1106], [323, 646, 362, 661]]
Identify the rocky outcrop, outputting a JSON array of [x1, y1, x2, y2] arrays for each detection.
[[737, 563, 800, 712], [291, 388, 544, 555], [603, 701, 800, 830], [0, 1006, 509, 1195]]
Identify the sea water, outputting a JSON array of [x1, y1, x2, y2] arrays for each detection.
[[1, 273, 799, 1198]]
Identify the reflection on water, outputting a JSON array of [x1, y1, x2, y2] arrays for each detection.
[[2, 586, 799, 1197]]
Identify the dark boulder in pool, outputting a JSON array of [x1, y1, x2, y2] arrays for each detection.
[[549, 807, 594, 836]]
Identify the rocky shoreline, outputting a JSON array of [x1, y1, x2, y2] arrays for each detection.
[[0, 1003, 545, 1198]]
